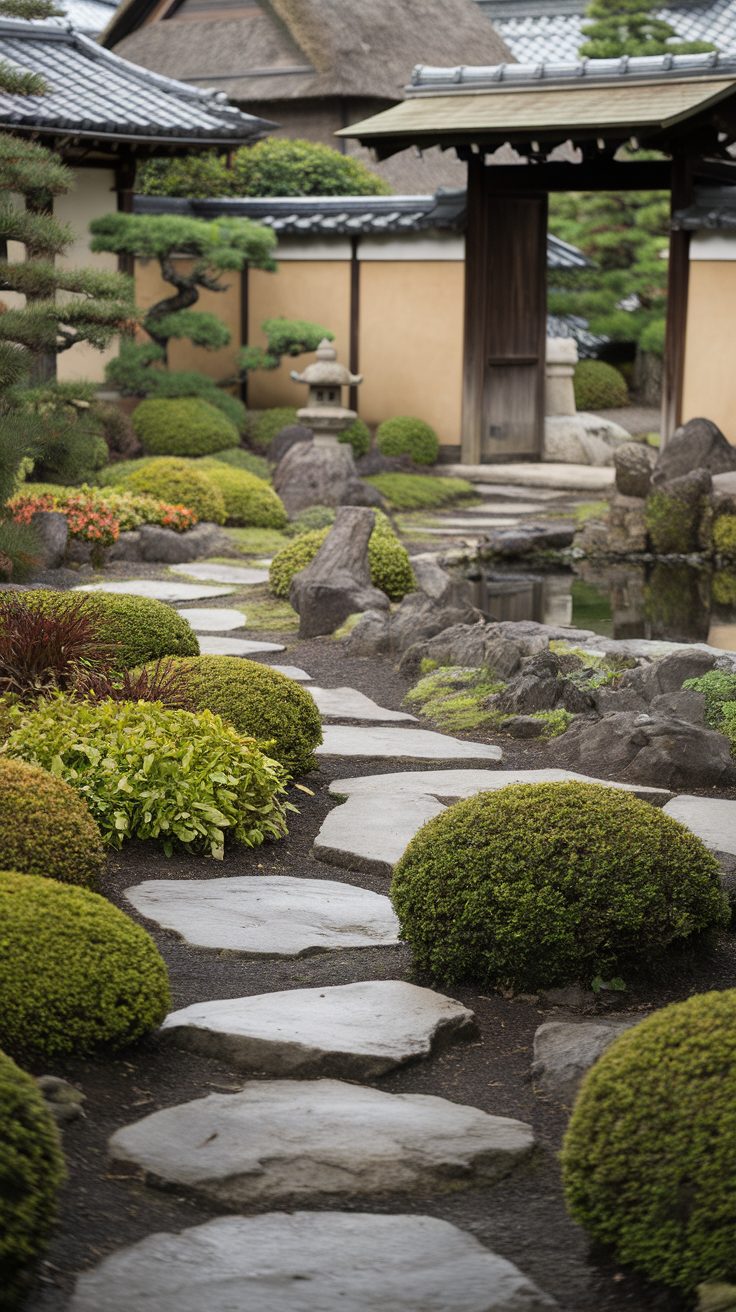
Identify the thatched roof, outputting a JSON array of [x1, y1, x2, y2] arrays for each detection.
[[105, 0, 514, 104]]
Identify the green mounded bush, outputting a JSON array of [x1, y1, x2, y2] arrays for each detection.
[[0, 1048, 65, 1309], [0, 758, 104, 888], [683, 670, 736, 729], [365, 472, 475, 511], [338, 417, 371, 458], [247, 407, 299, 452], [132, 397, 238, 458], [120, 457, 227, 524], [5, 695, 289, 857], [0, 871, 171, 1058], [197, 459, 287, 528], [714, 515, 736, 558], [269, 513, 415, 603], [163, 655, 322, 776], [375, 416, 439, 466], [391, 782, 727, 991], [30, 589, 199, 670], [207, 446, 271, 480], [562, 990, 736, 1293], [573, 359, 628, 410]]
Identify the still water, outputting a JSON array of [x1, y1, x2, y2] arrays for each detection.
[[468, 561, 736, 652]]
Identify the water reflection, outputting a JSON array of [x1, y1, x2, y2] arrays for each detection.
[[467, 562, 736, 652]]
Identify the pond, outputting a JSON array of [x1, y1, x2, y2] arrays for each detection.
[[466, 560, 736, 651]]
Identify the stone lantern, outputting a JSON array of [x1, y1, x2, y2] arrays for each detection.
[[290, 339, 361, 450]]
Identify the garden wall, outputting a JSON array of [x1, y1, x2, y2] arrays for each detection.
[[682, 232, 736, 444]]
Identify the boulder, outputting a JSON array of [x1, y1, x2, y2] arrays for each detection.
[[606, 492, 648, 554], [614, 443, 656, 498], [493, 651, 595, 716], [544, 414, 630, 466], [268, 423, 312, 465], [290, 506, 389, 639], [137, 522, 232, 564], [617, 648, 718, 701], [649, 689, 707, 725], [274, 438, 379, 515], [398, 622, 528, 679], [646, 468, 712, 554], [29, 510, 68, 569], [107, 529, 143, 562], [480, 522, 576, 558], [555, 711, 736, 790], [651, 417, 736, 487], [503, 715, 548, 738], [531, 1020, 637, 1102]]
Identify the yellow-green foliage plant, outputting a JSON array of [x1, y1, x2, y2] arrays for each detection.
[[29, 589, 199, 670], [562, 990, 736, 1294], [0, 758, 104, 888], [0, 871, 171, 1058], [713, 515, 736, 558], [269, 513, 415, 602], [0, 1048, 65, 1310], [197, 459, 287, 528], [391, 782, 727, 991], [132, 396, 239, 457], [160, 655, 322, 776], [120, 457, 226, 524]]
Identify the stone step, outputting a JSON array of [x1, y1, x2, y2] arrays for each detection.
[[663, 794, 736, 856], [197, 635, 285, 656], [308, 686, 416, 723], [442, 462, 614, 492], [69, 1212, 558, 1312], [420, 522, 521, 536], [328, 767, 672, 804], [170, 561, 269, 586], [269, 664, 311, 682], [475, 483, 566, 501], [125, 875, 400, 957], [160, 979, 476, 1079], [75, 579, 233, 603], [317, 726, 503, 766], [178, 607, 246, 633], [108, 1079, 535, 1208]]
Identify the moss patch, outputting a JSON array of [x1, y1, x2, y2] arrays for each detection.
[[404, 666, 506, 732]]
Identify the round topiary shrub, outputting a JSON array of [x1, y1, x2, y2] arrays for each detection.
[[30, 588, 199, 670], [197, 460, 287, 528], [132, 397, 238, 458], [0, 1048, 65, 1309], [0, 870, 171, 1057], [390, 782, 728, 990], [562, 989, 736, 1293], [338, 417, 371, 458], [120, 457, 226, 524], [375, 417, 439, 466], [162, 655, 322, 776], [573, 360, 628, 411], [0, 758, 104, 888], [248, 407, 299, 452], [269, 513, 415, 603]]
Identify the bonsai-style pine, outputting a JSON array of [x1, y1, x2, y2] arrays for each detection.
[[580, 0, 715, 58]]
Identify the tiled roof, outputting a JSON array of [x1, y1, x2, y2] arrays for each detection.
[[56, 0, 117, 35], [410, 50, 736, 89], [673, 185, 736, 229], [0, 18, 273, 148], [476, 0, 736, 63]]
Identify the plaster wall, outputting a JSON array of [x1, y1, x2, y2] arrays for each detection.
[[246, 259, 351, 410], [682, 238, 736, 443], [134, 253, 243, 384], [55, 167, 119, 383]]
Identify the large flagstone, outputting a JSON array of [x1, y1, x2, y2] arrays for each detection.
[[663, 794, 736, 855], [125, 875, 400, 956], [75, 579, 232, 602], [308, 686, 416, 722], [327, 767, 672, 804], [69, 1212, 557, 1312], [270, 664, 311, 682], [170, 561, 269, 585], [317, 726, 502, 765], [197, 634, 285, 656], [177, 607, 246, 632], [108, 1079, 534, 1207], [160, 980, 476, 1078]]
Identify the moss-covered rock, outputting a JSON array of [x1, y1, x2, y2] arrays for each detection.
[[120, 457, 226, 524], [714, 515, 736, 558], [132, 397, 238, 457], [645, 471, 711, 554], [0, 758, 104, 887]]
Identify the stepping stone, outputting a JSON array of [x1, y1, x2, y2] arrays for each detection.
[[475, 483, 565, 501], [317, 726, 503, 765], [270, 664, 311, 682], [531, 1019, 638, 1103], [197, 634, 285, 656], [450, 502, 552, 515], [108, 1078, 534, 1207], [664, 794, 736, 855], [170, 561, 268, 585], [161, 980, 476, 1079], [308, 686, 416, 723], [328, 767, 672, 805], [443, 462, 614, 491], [315, 793, 446, 875], [421, 523, 520, 535], [68, 1212, 558, 1312], [75, 580, 233, 603], [434, 515, 532, 527], [178, 607, 245, 632], [125, 875, 400, 956]]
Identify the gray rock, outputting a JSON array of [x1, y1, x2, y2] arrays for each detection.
[[480, 523, 575, 557], [614, 443, 656, 498], [68, 1213, 558, 1312], [35, 1074, 86, 1124], [556, 712, 736, 789], [308, 685, 416, 722], [107, 529, 143, 562], [398, 622, 527, 679], [317, 725, 503, 765], [161, 980, 476, 1079], [652, 417, 736, 486], [290, 506, 389, 639], [649, 689, 706, 724], [503, 715, 548, 738], [315, 793, 447, 875], [274, 438, 379, 515], [618, 649, 717, 700], [606, 491, 648, 554], [410, 556, 462, 605], [268, 422, 312, 465], [494, 652, 594, 717], [531, 1020, 637, 1101], [29, 511, 68, 570], [664, 794, 736, 856], [108, 1079, 535, 1207], [137, 522, 232, 564]]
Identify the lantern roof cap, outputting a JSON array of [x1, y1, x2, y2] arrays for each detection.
[[291, 340, 362, 388]]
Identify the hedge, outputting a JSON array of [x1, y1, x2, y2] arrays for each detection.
[[120, 457, 226, 524], [375, 416, 439, 466], [197, 460, 287, 528], [132, 397, 239, 458], [0, 758, 104, 888]]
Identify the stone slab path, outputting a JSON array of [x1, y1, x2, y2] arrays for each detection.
[[197, 634, 285, 656], [170, 561, 269, 585], [443, 462, 614, 492], [663, 794, 736, 855], [270, 664, 311, 681], [308, 685, 417, 723], [422, 522, 521, 536], [125, 875, 400, 956], [108, 1079, 534, 1207], [160, 980, 476, 1079], [69, 1212, 557, 1312], [328, 767, 672, 803], [76, 580, 233, 603], [177, 607, 246, 632], [318, 726, 503, 765]]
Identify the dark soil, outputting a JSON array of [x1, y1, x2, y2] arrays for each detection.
[[21, 628, 731, 1312]]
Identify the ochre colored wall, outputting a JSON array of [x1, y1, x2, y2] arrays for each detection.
[[134, 254, 243, 384], [247, 260, 351, 410], [682, 260, 736, 444], [56, 168, 119, 384]]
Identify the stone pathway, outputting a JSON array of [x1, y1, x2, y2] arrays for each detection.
[[76, 579, 233, 602], [177, 607, 246, 632], [270, 664, 311, 681], [170, 561, 269, 585], [197, 634, 285, 655], [308, 685, 417, 722], [318, 725, 503, 764], [442, 462, 614, 492], [663, 794, 736, 856]]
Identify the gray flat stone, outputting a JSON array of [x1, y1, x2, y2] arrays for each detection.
[[197, 634, 285, 655], [177, 607, 246, 632], [108, 1079, 534, 1207], [317, 726, 503, 765], [170, 561, 269, 585], [69, 1212, 557, 1312], [161, 980, 476, 1078], [531, 1019, 638, 1102], [476, 484, 565, 501], [309, 686, 416, 723], [664, 794, 736, 856], [315, 794, 446, 875], [270, 664, 311, 682], [75, 580, 233, 602], [327, 768, 672, 804], [443, 462, 614, 491], [431, 516, 526, 528], [421, 523, 520, 536], [125, 875, 400, 957]]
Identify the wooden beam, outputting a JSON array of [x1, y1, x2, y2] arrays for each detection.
[[349, 235, 360, 411], [481, 159, 672, 192], [239, 263, 249, 405], [461, 155, 486, 464], [662, 155, 693, 444]]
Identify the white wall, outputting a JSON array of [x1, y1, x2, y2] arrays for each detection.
[[55, 167, 120, 384]]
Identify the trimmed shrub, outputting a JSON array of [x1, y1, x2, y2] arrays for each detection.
[[0, 871, 170, 1057], [574, 359, 628, 410], [375, 416, 439, 466], [269, 512, 415, 602], [0, 758, 104, 888], [164, 655, 322, 776], [247, 407, 299, 452], [390, 782, 727, 990], [133, 397, 238, 458], [120, 457, 226, 524], [0, 1048, 65, 1309], [338, 417, 371, 458], [563, 990, 736, 1293], [197, 460, 287, 528], [207, 447, 271, 480], [5, 695, 289, 856], [29, 589, 199, 671]]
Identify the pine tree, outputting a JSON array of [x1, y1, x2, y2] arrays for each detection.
[[580, 0, 714, 58]]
